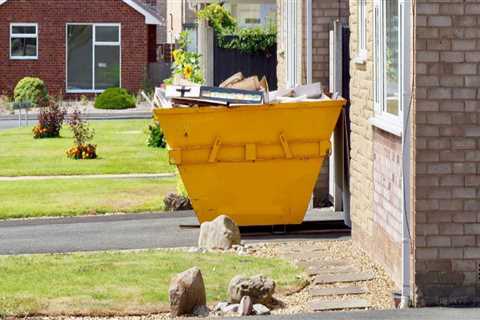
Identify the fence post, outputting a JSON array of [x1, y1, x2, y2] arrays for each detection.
[[198, 20, 214, 86]]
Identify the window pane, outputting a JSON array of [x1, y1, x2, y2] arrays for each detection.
[[385, 0, 399, 115], [95, 26, 119, 42], [95, 45, 120, 90], [67, 25, 93, 91], [12, 25, 36, 34], [11, 37, 37, 57]]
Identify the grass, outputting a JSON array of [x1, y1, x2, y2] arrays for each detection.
[[0, 178, 176, 220], [0, 119, 173, 176], [0, 250, 302, 317]]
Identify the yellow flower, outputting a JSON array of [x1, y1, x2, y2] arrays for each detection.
[[183, 64, 193, 80], [172, 50, 183, 63]]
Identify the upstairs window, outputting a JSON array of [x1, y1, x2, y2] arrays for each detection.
[[10, 23, 38, 59]]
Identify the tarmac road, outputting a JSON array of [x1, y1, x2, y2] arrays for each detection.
[[0, 211, 349, 255], [241, 308, 480, 320]]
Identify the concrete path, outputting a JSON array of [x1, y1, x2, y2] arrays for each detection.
[[0, 211, 349, 256], [0, 173, 176, 181], [239, 308, 480, 320]]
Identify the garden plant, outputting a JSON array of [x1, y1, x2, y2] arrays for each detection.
[[146, 121, 166, 148], [94, 87, 136, 110], [66, 110, 97, 160], [13, 77, 49, 107], [167, 31, 204, 84], [32, 99, 67, 139]]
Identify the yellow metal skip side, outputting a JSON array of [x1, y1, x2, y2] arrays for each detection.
[[154, 100, 345, 226]]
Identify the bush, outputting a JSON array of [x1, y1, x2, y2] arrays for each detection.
[[32, 100, 66, 139], [94, 88, 136, 110], [146, 122, 166, 148], [14, 77, 48, 107], [66, 110, 97, 160]]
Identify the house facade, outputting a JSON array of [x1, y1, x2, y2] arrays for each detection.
[[0, 0, 163, 97], [280, 0, 480, 307]]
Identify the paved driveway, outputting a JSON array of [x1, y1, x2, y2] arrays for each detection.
[[0, 119, 29, 130]]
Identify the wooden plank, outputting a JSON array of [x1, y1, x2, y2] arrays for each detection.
[[310, 298, 370, 311], [313, 272, 375, 285], [309, 286, 367, 297]]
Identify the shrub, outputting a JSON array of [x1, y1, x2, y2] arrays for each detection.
[[66, 110, 97, 160], [14, 77, 48, 107], [146, 121, 166, 148], [32, 100, 66, 139], [94, 88, 136, 110]]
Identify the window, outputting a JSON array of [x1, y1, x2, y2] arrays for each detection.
[[372, 0, 404, 133], [356, 0, 367, 63], [66, 24, 121, 93], [10, 23, 38, 59]]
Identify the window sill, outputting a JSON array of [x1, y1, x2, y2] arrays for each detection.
[[354, 50, 367, 65], [369, 115, 402, 137], [10, 57, 38, 60]]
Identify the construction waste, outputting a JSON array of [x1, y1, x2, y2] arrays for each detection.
[[151, 72, 336, 109]]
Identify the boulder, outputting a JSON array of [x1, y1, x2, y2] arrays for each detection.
[[169, 267, 207, 317], [198, 215, 241, 250], [228, 275, 276, 306], [164, 192, 192, 211], [239, 296, 253, 316]]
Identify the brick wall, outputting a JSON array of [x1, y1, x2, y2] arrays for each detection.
[[415, 1, 480, 306], [349, 0, 404, 287], [0, 0, 150, 96]]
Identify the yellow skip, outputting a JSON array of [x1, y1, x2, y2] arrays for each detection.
[[154, 100, 345, 226]]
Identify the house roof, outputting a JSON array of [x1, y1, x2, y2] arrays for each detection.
[[0, 0, 165, 25]]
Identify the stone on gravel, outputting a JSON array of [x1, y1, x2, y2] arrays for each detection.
[[168, 267, 207, 317], [198, 215, 241, 250], [222, 303, 240, 314], [192, 304, 210, 317], [214, 301, 229, 312], [228, 275, 276, 305], [239, 296, 253, 316], [253, 304, 271, 315]]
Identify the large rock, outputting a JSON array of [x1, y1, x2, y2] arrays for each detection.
[[228, 275, 276, 306], [198, 215, 241, 250], [169, 267, 207, 317]]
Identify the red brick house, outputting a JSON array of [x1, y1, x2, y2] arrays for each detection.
[[0, 0, 163, 97]]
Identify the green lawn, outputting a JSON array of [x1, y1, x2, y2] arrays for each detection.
[[0, 250, 301, 317], [0, 178, 176, 220], [0, 120, 173, 176]]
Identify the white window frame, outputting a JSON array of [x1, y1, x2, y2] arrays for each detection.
[[284, 0, 300, 88], [370, 0, 408, 136], [355, 0, 367, 64], [65, 23, 122, 94], [10, 23, 38, 60]]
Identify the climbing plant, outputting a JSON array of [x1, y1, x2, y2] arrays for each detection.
[[197, 3, 276, 54]]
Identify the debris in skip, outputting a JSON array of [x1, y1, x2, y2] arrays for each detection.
[[150, 72, 336, 109]]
